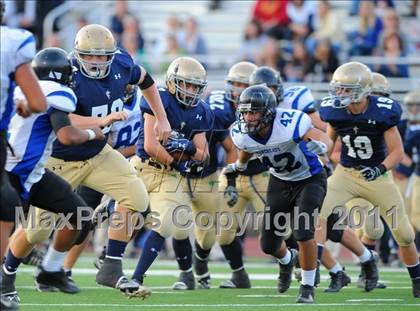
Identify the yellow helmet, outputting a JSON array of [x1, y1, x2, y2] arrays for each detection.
[[166, 56, 207, 107], [74, 24, 117, 79], [225, 61, 258, 104], [404, 91, 420, 122], [329, 61, 372, 108], [371, 72, 391, 97]]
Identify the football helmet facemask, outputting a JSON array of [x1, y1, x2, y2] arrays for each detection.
[[225, 61, 258, 105], [328, 61, 372, 108], [249, 66, 284, 104], [73, 24, 117, 79], [166, 56, 207, 107], [237, 85, 277, 135]]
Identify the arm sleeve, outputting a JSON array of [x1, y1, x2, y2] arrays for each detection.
[[293, 112, 313, 143], [49, 109, 71, 133]]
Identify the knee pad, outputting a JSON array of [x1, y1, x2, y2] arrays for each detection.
[[392, 226, 415, 247], [260, 235, 282, 255], [123, 178, 149, 213], [363, 217, 384, 241], [293, 228, 315, 242], [25, 226, 54, 244], [326, 213, 344, 243]]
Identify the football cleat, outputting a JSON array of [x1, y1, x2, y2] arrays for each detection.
[[296, 284, 315, 304], [360, 253, 379, 292], [219, 268, 251, 289], [194, 254, 211, 289], [96, 257, 138, 292], [277, 249, 299, 293], [172, 271, 195, 290], [412, 277, 420, 298], [34, 266, 80, 294], [0, 268, 20, 306], [324, 269, 351, 293], [122, 278, 151, 300], [0, 295, 18, 310], [22, 248, 45, 266]]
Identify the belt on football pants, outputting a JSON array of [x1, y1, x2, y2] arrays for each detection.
[[140, 158, 173, 171]]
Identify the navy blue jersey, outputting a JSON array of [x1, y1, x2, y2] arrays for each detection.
[[404, 124, 420, 176], [52, 49, 141, 161], [205, 90, 269, 176], [136, 88, 213, 163], [320, 95, 402, 168]]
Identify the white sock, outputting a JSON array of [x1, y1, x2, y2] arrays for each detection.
[[42, 247, 66, 272], [278, 249, 291, 265], [359, 248, 372, 263], [329, 263, 343, 274], [301, 269, 316, 286]]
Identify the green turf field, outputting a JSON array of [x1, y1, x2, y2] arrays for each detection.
[[15, 255, 419, 311]]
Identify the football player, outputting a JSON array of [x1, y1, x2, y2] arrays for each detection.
[[0, 47, 104, 307], [11, 24, 170, 296], [129, 57, 212, 291], [319, 62, 420, 298], [54, 84, 143, 287], [402, 91, 420, 247], [200, 61, 267, 290], [223, 84, 332, 303], [0, 2, 47, 307]]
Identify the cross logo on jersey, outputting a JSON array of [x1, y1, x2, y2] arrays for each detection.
[[106, 90, 111, 99], [353, 126, 359, 134], [180, 122, 186, 130]]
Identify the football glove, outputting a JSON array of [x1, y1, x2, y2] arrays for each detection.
[[306, 139, 328, 155], [221, 160, 247, 176], [224, 185, 239, 207], [358, 164, 387, 182], [165, 138, 197, 156]]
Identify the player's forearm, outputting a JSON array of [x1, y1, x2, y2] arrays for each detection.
[[69, 113, 103, 129], [141, 85, 168, 123], [382, 148, 404, 171], [238, 150, 252, 164], [191, 147, 209, 163], [144, 139, 174, 165], [400, 153, 413, 167]]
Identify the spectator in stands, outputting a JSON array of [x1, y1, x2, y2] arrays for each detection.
[[110, 0, 128, 44], [121, 14, 145, 58], [178, 16, 207, 55], [349, 0, 395, 16], [257, 38, 286, 74], [348, 0, 383, 56], [252, 0, 291, 40], [305, 38, 339, 82], [238, 19, 268, 63], [160, 33, 186, 72], [153, 14, 184, 55], [310, 1, 342, 46], [377, 8, 411, 55], [374, 32, 409, 77], [283, 40, 310, 82], [286, 0, 316, 40]]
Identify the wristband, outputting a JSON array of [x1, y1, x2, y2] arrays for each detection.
[[377, 164, 387, 175], [85, 129, 96, 141]]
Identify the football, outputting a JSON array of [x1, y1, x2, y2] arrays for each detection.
[[170, 151, 191, 162]]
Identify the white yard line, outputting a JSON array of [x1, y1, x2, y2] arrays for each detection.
[[19, 303, 420, 308], [346, 299, 403, 302]]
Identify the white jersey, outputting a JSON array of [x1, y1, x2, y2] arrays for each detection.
[[6, 81, 77, 199], [231, 108, 323, 181], [282, 86, 315, 113], [109, 89, 141, 150], [0, 26, 36, 132]]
